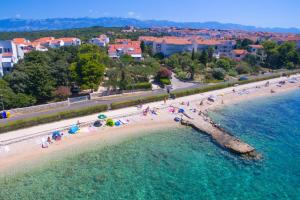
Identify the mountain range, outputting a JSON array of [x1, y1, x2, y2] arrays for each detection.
[[0, 17, 299, 33]]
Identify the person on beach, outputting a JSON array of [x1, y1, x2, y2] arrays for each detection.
[[47, 137, 52, 144], [200, 100, 204, 106]]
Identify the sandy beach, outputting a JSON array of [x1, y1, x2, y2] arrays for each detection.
[[1, 74, 300, 173]]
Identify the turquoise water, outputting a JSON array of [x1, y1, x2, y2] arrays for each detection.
[[1, 91, 300, 200]]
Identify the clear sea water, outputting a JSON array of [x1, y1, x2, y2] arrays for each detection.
[[1, 91, 300, 200]]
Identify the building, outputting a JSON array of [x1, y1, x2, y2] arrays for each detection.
[[287, 36, 300, 49], [89, 35, 110, 47], [33, 37, 81, 48], [108, 39, 142, 60], [230, 49, 248, 61], [139, 36, 236, 57], [0, 40, 24, 76], [59, 38, 81, 46]]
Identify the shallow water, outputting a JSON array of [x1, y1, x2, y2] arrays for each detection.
[[1, 91, 300, 200]]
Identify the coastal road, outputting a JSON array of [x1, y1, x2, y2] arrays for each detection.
[[0, 82, 205, 124], [0, 70, 295, 124]]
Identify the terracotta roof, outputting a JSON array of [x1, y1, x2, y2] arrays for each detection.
[[115, 39, 132, 44], [108, 40, 141, 55], [197, 39, 222, 45], [232, 49, 248, 55], [13, 38, 30, 45], [287, 36, 300, 41], [162, 37, 192, 45], [34, 37, 54, 44]]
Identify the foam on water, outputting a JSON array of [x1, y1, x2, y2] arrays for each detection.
[[1, 91, 300, 200]]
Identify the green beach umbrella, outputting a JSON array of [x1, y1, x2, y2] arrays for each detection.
[[98, 114, 107, 120]]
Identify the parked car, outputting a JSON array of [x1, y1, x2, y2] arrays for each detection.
[[239, 76, 249, 81]]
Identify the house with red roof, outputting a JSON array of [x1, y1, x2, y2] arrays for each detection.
[[108, 39, 142, 60], [287, 36, 300, 49], [230, 49, 248, 61]]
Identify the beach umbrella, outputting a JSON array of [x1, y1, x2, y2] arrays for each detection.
[[69, 125, 79, 134], [178, 108, 185, 113], [115, 121, 121, 126], [52, 131, 62, 140], [98, 114, 107, 120], [174, 117, 181, 122], [93, 120, 102, 127]]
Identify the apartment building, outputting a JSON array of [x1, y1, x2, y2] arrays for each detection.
[[108, 39, 142, 60], [89, 35, 110, 47], [139, 36, 236, 57], [0, 40, 24, 76]]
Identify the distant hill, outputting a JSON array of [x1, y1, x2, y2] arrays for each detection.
[[0, 17, 299, 34]]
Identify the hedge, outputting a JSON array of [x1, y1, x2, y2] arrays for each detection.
[[125, 82, 152, 90], [111, 94, 169, 110], [0, 104, 108, 134]]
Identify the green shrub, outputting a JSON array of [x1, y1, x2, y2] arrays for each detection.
[[0, 104, 108, 133], [125, 82, 152, 90], [111, 94, 168, 110], [212, 68, 226, 80], [106, 118, 114, 127], [160, 78, 171, 86]]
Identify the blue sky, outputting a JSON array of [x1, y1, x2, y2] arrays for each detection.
[[1, 0, 299, 28]]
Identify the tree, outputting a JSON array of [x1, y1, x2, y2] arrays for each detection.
[[191, 48, 196, 60], [0, 79, 35, 109], [236, 62, 251, 74], [263, 41, 300, 69], [5, 63, 54, 103], [70, 44, 107, 91], [207, 46, 215, 62], [243, 54, 259, 66], [157, 67, 172, 79], [212, 68, 226, 80], [54, 86, 71, 100], [236, 38, 254, 49], [216, 58, 231, 71], [199, 50, 208, 66], [140, 41, 145, 53]]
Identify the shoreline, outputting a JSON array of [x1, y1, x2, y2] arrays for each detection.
[[0, 74, 300, 174]]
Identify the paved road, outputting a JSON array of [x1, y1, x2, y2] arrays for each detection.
[[0, 70, 293, 124]]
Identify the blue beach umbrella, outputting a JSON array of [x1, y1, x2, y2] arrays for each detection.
[[115, 121, 121, 127], [98, 114, 107, 120], [69, 125, 79, 134], [178, 108, 185, 113]]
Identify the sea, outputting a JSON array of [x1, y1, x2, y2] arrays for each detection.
[[0, 90, 300, 200]]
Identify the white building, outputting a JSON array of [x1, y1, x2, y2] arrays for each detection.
[[0, 40, 24, 77], [108, 39, 142, 60], [89, 35, 110, 47], [139, 36, 236, 57]]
